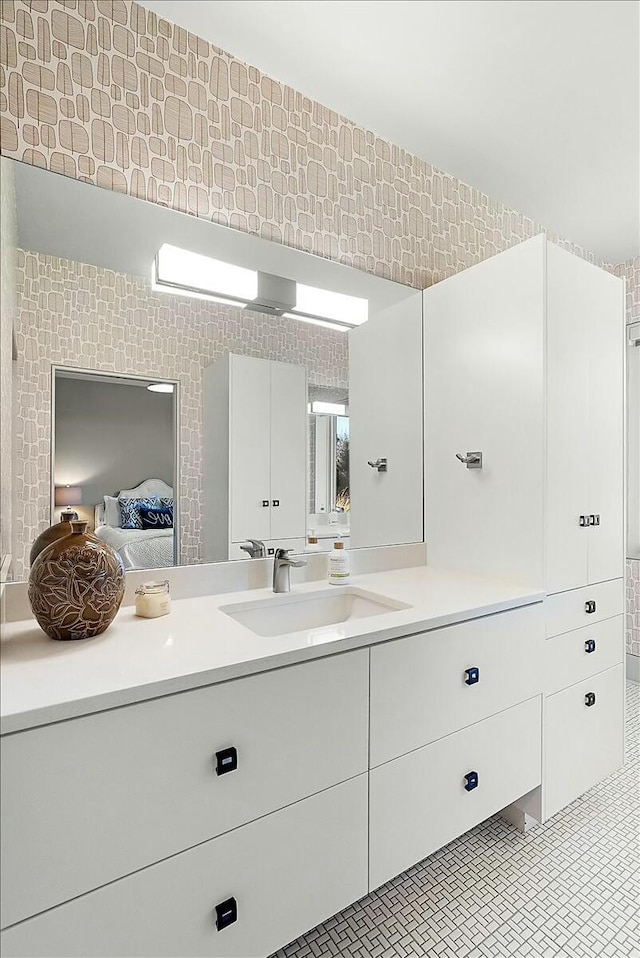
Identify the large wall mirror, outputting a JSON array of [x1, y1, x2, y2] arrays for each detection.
[[2, 158, 422, 580], [629, 321, 640, 560]]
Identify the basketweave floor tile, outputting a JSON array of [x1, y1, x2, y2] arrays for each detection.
[[272, 682, 639, 958]]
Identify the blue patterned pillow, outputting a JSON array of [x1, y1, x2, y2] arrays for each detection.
[[118, 496, 159, 530], [139, 504, 173, 530]]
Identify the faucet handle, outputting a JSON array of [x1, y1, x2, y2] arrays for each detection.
[[240, 539, 266, 558], [274, 547, 307, 567]]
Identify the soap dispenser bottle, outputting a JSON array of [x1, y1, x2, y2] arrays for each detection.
[[328, 538, 350, 585], [305, 530, 323, 554]]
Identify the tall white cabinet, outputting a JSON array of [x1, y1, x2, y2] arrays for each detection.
[[424, 234, 625, 824], [203, 354, 307, 561]]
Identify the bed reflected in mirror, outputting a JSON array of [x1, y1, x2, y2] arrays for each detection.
[[53, 368, 178, 570]]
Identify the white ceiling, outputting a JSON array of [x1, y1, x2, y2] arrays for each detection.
[[141, 0, 639, 264]]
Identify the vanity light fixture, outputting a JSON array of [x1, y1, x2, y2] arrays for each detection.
[[147, 383, 174, 394], [292, 284, 368, 328], [152, 244, 258, 306], [309, 401, 347, 416], [151, 244, 368, 331]]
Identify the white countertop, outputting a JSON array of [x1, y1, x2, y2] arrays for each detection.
[[0, 566, 543, 734]]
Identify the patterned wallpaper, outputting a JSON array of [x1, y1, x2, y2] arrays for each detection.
[[0, 158, 17, 573], [0, 0, 602, 294], [1, 0, 638, 657], [12, 249, 348, 579]]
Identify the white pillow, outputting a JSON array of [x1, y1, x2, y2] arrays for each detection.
[[103, 495, 122, 527]]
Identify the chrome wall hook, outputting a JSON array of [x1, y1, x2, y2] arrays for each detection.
[[367, 458, 388, 472], [456, 452, 482, 469]]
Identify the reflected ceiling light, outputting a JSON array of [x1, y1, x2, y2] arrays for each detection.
[[309, 401, 347, 416], [292, 284, 368, 328], [152, 244, 258, 305], [147, 382, 174, 393]]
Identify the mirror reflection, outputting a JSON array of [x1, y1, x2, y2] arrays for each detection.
[[3, 158, 415, 579]]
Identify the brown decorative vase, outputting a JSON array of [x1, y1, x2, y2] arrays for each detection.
[[29, 515, 74, 567], [28, 521, 126, 641]]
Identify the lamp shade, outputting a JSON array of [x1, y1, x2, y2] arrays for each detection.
[[55, 485, 82, 507]]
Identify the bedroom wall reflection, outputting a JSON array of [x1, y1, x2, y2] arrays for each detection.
[[53, 369, 178, 571]]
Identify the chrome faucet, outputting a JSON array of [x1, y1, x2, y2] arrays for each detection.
[[273, 548, 307, 593], [239, 539, 266, 559]]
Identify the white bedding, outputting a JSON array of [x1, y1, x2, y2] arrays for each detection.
[[94, 525, 174, 571]]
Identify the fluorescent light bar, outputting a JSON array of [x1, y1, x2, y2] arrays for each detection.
[[153, 245, 258, 305], [147, 383, 174, 393], [310, 401, 346, 416], [293, 284, 368, 327]]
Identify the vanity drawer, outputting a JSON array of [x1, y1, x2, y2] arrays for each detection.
[[545, 579, 623, 637], [369, 604, 543, 767], [0, 774, 368, 958], [545, 615, 623, 695], [0, 650, 368, 930], [544, 664, 624, 821], [369, 696, 541, 890]]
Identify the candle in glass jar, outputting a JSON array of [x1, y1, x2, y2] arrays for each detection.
[[135, 580, 171, 618]]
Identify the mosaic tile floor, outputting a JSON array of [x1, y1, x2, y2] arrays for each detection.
[[273, 682, 639, 958]]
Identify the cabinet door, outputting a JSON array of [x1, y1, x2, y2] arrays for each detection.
[[230, 355, 271, 543], [546, 246, 624, 591], [546, 244, 591, 593], [349, 291, 424, 548], [587, 270, 624, 584], [269, 361, 307, 540], [424, 236, 545, 585]]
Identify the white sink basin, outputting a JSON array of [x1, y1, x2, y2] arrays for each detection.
[[220, 587, 410, 637]]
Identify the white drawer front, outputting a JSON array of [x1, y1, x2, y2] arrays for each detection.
[[1, 651, 368, 929], [0, 774, 368, 958], [545, 579, 623, 637], [369, 696, 541, 891], [545, 616, 624, 696], [370, 604, 543, 767], [544, 664, 624, 821]]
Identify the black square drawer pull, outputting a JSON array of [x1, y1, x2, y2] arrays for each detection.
[[272, 499, 280, 507], [464, 667, 480, 686], [464, 771, 479, 792], [584, 639, 596, 653], [584, 600, 596, 614], [584, 692, 596, 707], [215, 897, 237, 931], [262, 500, 269, 507], [215, 746, 238, 776]]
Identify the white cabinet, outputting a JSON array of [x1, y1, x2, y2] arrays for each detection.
[[423, 236, 625, 828], [369, 696, 541, 890], [546, 244, 625, 593], [370, 604, 543, 768], [349, 291, 424, 549], [544, 664, 624, 820], [1, 776, 369, 958], [203, 354, 307, 560], [424, 235, 624, 595]]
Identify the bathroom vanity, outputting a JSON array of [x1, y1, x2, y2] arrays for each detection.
[[0, 561, 624, 958]]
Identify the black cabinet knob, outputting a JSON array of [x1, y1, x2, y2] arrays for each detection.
[[584, 600, 596, 614], [584, 692, 596, 707], [272, 499, 280, 507], [215, 746, 238, 776], [262, 500, 269, 507], [464, 667, 480, 686], [579, 515, 589, 527], [584, 639, 596, 653], [464, 771, 479, 792], [215, 897, 237, 931]]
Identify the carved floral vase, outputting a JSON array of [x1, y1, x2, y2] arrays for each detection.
[[28, 521, 125, 641], [29, 516, 73, 567]]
